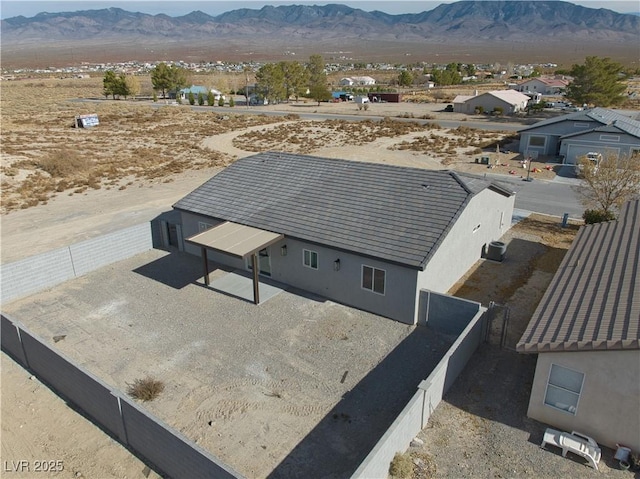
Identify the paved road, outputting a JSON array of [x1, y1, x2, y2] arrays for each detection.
[[465, 169, 583, 218]]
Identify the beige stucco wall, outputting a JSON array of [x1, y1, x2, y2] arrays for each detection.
[[528, 350, 640, 451]]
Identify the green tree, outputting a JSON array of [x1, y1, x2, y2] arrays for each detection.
[[207, 91, 216, 106], [168, 65, 188, 97], [151, 62, 172, 98], [188, 91, 195, 105], [464, 64, 476, 77], [198, 93, 205, 106], [103, 70, 118, 99], [398, 70, 413, 87], [229, 97, 235, 107], [566, 56, 627, 107], [151, 62, 188, 98], [307, 54, 331, 105], [256, 63, 286, 104], [280, 61, 309, 102], [431, 65, 462, 86], [218, 96, 225, 107], [577, 153, 640, 216], [103, 71, 130, 99], [115, 73, 131, 99]]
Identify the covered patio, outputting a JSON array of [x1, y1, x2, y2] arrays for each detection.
[[185, 221, 284, 305]]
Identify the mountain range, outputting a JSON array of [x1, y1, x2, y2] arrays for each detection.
[[2, 1, 638, 68]]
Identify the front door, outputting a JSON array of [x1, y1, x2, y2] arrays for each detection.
[[248, 248, 271, 277]]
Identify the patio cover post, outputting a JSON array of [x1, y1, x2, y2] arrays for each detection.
[[202, 247, 210, 286], [252, 253, 260, 305]]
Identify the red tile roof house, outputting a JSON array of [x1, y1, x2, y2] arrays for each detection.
[[173, 152, 515, 325], [514, 77, 571, 96], [517, 200, 640, 452]]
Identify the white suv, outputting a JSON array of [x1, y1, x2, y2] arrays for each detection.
[[575, 152, 602, 176]]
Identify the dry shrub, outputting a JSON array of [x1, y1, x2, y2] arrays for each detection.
[[38, 149, 91, 177], [389, 452, 413, 478], [127, 377, 165, 402]]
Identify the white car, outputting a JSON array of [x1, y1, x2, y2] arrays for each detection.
[[575, 152, 602, 176]]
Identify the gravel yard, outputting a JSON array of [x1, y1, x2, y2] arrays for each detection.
[[3, 249, 454, 479], [402, 215, 634, 479]]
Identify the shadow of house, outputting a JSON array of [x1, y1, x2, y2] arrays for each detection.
[[133, 251, 227, 290], [267, 326, 455, 479]]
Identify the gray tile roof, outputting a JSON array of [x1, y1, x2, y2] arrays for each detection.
[[560, 118, 640, 141], [519, 107, 640, 133], [517, 200, 640, 353], [174, 152, 512, 269]]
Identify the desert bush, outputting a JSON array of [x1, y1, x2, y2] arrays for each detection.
[[582, 209, 616, 224], [389, 452, 413, 478], [127, 377, 165, 401], [38, 149, 91, 177]]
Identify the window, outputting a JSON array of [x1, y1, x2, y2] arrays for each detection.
[[599, 134, 620, 142], [528, 136, 546, 147], [573, 122, 590, 128], [544, 364, 584, 415], [303, 249, 318, 269], [198, 222, 213, 232], [362, 265, 385, 295]]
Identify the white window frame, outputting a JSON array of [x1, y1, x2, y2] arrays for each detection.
[[198, 221, 213, 232], [599, 134, 620, 142], [543, 363, 584, 415], [303, 249, 318, 270], [361, 265, 386, 295]]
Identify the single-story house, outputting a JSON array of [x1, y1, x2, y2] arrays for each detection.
[[339, 76, 376, 86], [519, 108, 640, 163], [173, 152, 515, 325], [178, 85, 223, 102], [517, 199, 640, 452], [453, 90, 531, 114], [512, 77, 570, 96]]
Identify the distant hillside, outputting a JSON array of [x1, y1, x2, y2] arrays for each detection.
[[1, 1, 638, 68]]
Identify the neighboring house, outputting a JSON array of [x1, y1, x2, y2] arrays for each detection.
[[517, 200, 640, 452], [454, 90, 530, 114], [519, 108, 640, 163], [178, 85, 223, 101], [513, 77, 570, 96], [173, 152, 515, 325], [339, 76, 376, 86]]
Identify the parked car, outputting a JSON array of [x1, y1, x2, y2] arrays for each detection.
[[575, 152, 602, 176], [444, 104, 454, 112]]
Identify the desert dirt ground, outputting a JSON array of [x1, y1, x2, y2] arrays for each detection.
[[0, 77, 609, 479]]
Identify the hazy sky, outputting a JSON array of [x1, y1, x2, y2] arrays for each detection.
[[1, 0, 638, 19]]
